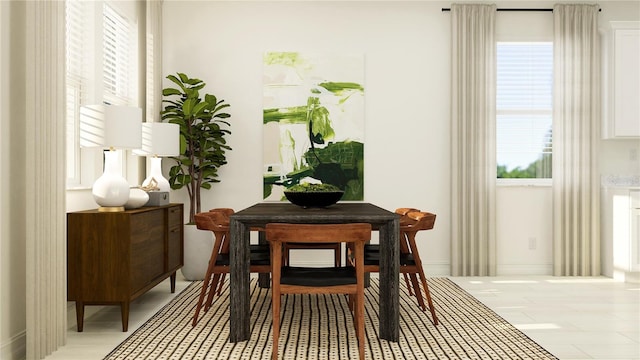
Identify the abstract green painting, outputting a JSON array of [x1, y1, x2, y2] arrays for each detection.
[[263, 52, 365, 201]]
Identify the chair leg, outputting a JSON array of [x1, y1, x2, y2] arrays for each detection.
[[283, 246, 290, 266], [348, 294, 354, 312], [406, 229, 439, 325], [356, 290, 365, 360], [216, 274, 226, 296], [403, 273, 414, 296], [408, 273, 427, 311], [417, 271, 439, 325], [209, 273, 221, 297], [272, 290, 280, 360], [204, 274, 221, 312], [193, 263, 215, 326]]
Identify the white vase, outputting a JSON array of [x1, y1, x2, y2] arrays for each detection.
[[181, 224, 213, 281], [124, 188, 149, 209], [92, 150, 130, 208], [142, 157, 171, 192]]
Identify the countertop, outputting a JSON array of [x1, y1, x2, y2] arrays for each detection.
[[601, 174, 640, 188]]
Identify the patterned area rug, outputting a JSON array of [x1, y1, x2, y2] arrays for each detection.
[[104, 278, 557, 359]]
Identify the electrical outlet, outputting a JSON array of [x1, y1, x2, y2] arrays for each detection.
[[528, 237, 537, 250], [630, 149, 638, 161]]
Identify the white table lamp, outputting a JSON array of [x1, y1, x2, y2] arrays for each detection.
[[80, 104, 142, 211], [136, 122, 179, 192]]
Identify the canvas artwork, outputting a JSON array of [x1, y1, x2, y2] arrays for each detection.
[[263, 52, 365, 201]]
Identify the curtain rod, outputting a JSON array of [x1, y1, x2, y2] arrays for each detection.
[[441, 8, 601, 12]]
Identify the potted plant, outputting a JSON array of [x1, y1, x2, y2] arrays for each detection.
[[161, 72, 231, 280], [161, 72, 231, 224], [284, 182, 344, 208]]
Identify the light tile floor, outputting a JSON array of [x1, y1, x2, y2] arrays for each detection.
[[450, 277, 640, 360], [44, 275, 640, 360]]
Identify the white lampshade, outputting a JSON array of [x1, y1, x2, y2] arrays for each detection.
[[80, 104, 142, 149], [79, 104, 143, 211], [134, 122, 180, 193], [137, 122, 180, 157]]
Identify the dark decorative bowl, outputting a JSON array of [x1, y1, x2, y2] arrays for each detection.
[[284, 191, 344, 208]]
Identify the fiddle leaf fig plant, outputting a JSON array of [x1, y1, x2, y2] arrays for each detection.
[[161, 72, 231, 223]]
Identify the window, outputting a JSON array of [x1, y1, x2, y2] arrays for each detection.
[[65, 0, 88, 186], [496, 42, 553, 180], [103, 3, 132, 106], [65, 1, 139, 188]]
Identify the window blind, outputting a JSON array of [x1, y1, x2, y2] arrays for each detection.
[[103, 3, 131, 106], [496, 42, 553, 179], [65, 0, 86, 185]]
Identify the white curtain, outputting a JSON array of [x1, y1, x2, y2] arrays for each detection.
[[552, 4, 601, 276], [25, 1, 67, 358], [450, 4, 497, 276]]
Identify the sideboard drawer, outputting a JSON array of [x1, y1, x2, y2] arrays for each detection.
[[168, 205, 182, 227], [130, 211, 165, 292], [168, 224, 183, 271]]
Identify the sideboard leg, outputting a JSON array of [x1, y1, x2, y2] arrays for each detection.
[[170, 272, 177, 293], [121, 302, 130, 332], [75, 301, 84, 332]]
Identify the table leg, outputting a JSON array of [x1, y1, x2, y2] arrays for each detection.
[[229, 219, 251, 342], [258, 231, 270, 288], [378, 218, 399, 342]]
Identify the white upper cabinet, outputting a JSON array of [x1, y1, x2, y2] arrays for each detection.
[[603, 21, 640, 139]]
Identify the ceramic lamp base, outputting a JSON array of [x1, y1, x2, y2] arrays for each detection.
[[142, 157, 170, 192], [92, 150, 131, 209]]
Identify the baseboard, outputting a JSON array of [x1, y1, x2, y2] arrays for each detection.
[[0, 330, 26, 360], [624, 271, 640, 283], [497, 264, 553, 275]]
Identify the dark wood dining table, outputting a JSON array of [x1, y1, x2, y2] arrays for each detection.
[[228, 202, 400, 343]]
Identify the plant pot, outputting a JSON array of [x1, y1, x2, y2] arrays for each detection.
[[180, 224, 213, 281]]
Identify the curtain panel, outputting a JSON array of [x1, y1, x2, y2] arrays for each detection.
[[552, 4, 601, 276], [25, 1, 67, 358], [450, 4, 497, 276]]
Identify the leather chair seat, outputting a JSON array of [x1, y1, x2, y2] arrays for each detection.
[[216, 250, 271, 266], [363, 250, 416, 266], [280, 266, 357, 286]]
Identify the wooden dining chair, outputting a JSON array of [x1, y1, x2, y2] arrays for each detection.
[[192, 209, 271, 327], [205, 208, 269, 298], [361, 208, 419, 296], [355, 209, 439, 325], [266, 223, 371, 360]]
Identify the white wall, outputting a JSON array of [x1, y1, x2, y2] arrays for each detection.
[[163, 0, 454, 273], [161, 0, 640, 277], [600, 139, 640, 176]]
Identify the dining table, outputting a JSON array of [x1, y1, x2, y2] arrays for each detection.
[[228, 202, 400, 343]]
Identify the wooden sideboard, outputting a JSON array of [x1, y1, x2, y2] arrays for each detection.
[[67, 204, 184, 332]]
